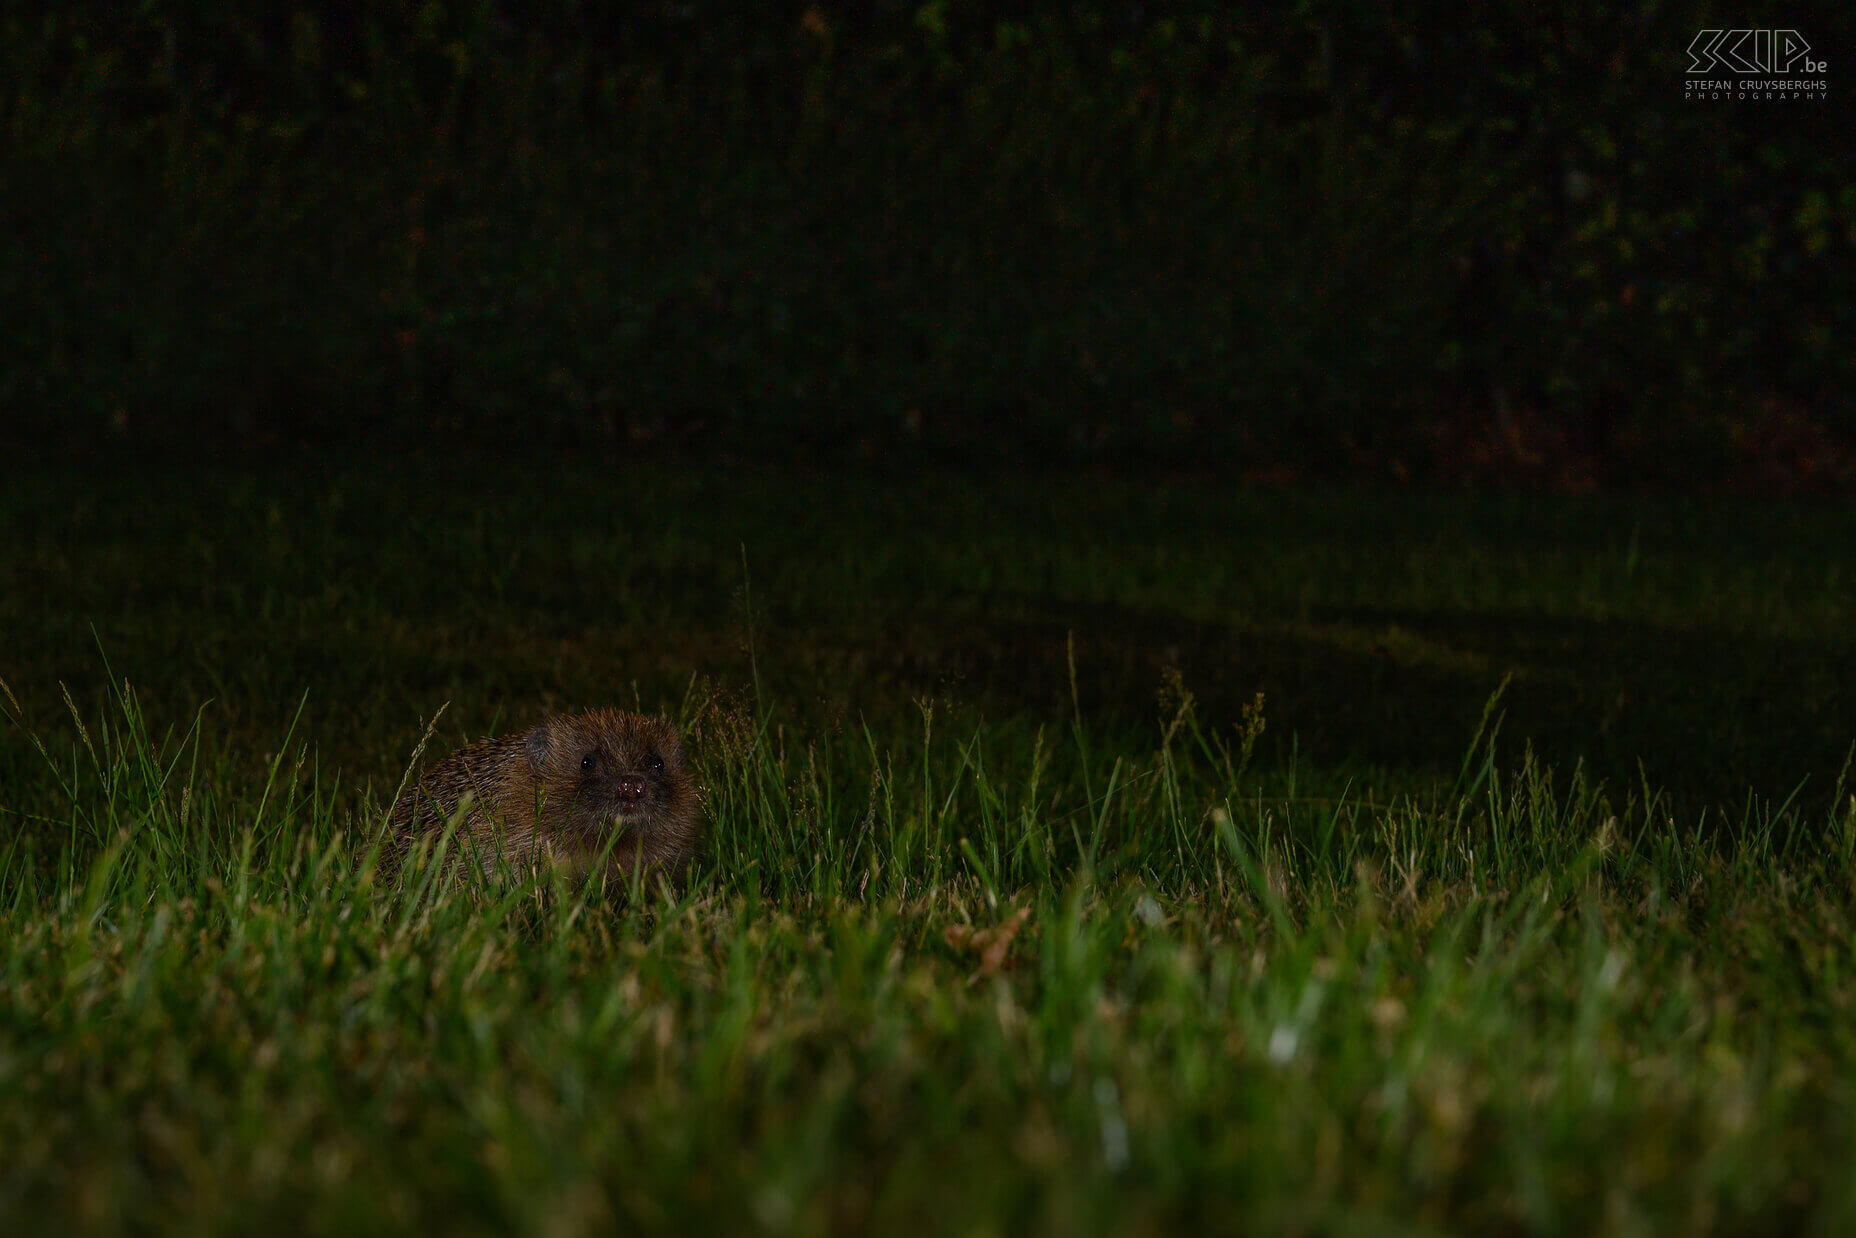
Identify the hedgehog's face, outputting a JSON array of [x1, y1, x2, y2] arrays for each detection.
[[523, 711, 695, 841]]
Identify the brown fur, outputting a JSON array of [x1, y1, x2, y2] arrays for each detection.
[[387, 709, 700, 881]]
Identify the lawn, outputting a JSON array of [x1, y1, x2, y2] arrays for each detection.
[[3, 459, 1855, 1234]]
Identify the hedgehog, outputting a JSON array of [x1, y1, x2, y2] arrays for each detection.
[[387, 708, 701, 881]]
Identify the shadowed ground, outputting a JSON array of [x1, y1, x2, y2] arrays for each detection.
[[5, 459, 1851, 818]]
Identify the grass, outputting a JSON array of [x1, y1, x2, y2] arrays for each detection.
[[4, 458, 1856, 1234]]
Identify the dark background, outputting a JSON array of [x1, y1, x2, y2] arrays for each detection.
[[3, 1, 1850, 486]]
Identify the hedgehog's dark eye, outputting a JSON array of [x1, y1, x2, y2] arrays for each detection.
[[649, 753, 666, 773], [580, 753, 596, 773]]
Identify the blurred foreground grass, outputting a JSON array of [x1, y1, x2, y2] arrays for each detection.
[[3, 460, 1855, 1233]]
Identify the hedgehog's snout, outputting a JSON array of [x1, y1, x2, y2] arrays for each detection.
[[615, 774, 649, 810]]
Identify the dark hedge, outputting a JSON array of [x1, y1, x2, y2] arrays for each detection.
[[3, 1, 1850, 484]]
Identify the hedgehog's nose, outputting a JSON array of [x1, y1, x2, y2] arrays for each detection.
[[616, 775, 648, 807]]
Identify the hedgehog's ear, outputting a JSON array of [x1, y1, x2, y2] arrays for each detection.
[[523, 722, 552, 771]]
